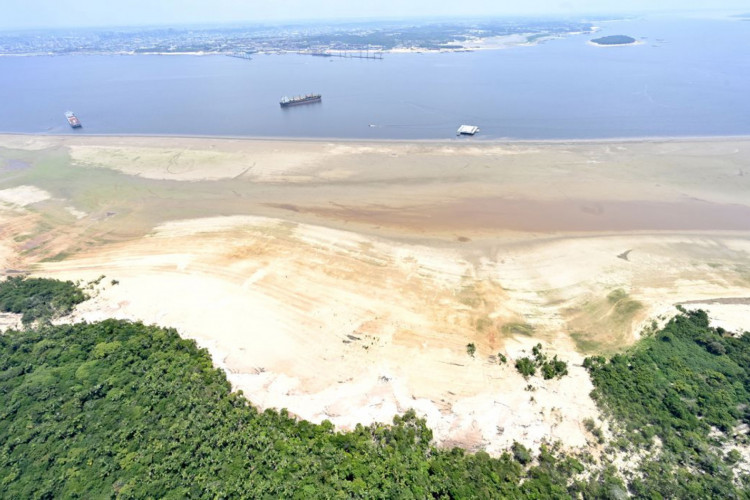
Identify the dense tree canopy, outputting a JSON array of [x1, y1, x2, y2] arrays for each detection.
[[590, 35, 637, 46], [586, 309, 750, 497], [1, 277, 749, 498], [0, 320, 607, 498], [0, 275, 87, 324]]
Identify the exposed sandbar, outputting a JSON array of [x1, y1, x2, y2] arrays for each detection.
[[1, 133, 749, 454]]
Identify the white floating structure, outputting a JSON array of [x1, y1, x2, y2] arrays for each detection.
[[457, 125, 479, 136]]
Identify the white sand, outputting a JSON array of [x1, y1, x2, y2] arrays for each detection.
[[42, 215, 606, 452], [40, 216, 750, 453], [0, 185, 51, 207]]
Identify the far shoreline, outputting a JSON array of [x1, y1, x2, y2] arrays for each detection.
[[2, 131, 750, 147], [0, 31, 585, 58]]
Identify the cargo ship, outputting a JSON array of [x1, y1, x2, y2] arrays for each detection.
[[65, 111, 82, 128], [280, 94, 322, 107]]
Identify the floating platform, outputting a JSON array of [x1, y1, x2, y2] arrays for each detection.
[[457, 125, 479, 136]]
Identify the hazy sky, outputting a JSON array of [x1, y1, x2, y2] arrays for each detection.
[[2, 0, 748, 30]]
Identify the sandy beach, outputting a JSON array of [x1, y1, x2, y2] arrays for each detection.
[[1, 133, 749, 453]]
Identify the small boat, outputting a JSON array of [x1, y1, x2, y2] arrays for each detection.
[[65, 111, 82, 128]]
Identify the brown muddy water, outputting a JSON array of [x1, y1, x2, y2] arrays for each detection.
[[270, 197, 750, 233]]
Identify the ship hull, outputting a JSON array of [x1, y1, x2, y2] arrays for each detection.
[[279, 95, 322, 107], [65, 112, 82, 128]]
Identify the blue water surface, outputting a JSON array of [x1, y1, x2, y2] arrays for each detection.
[[1, 16, 749, 140]]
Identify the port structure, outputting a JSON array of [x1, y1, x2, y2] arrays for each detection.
[[300, 46, 383, 60], [226, 52, 254, 61]]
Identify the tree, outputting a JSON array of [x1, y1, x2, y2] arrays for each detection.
[[512, 442, 532, 465]]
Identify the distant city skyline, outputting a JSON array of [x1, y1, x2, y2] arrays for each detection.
[[2, 0, 748, 30]]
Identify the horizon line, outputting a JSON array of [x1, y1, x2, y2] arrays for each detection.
[[0, 9, 743, 33]]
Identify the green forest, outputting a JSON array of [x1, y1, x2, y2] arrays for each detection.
[[590, 35, 637, 46], [0, 277, 749, 498], [585, 309, 750, 497], [0, 275, 86, 324]]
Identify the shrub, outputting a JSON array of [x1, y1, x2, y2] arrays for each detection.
[[541, 356, 568, 380], [515, 357, 536, 378], [725, 449, 742, 465]]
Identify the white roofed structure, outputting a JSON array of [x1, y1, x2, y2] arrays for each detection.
[[457, 125, 479, 136]]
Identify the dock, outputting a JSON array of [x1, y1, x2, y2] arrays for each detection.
[[300, 49, 383, 60]]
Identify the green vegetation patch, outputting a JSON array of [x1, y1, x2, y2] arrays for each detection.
[[515, 357, 536, 378], [0, 276, 87, 324], [502, 322, 535, 336], [457, 283, 483, 308], [0, 319, 621, 498], [585, 309, 750, 495], [475, 316, 493, 332], [515, 343, 568, 380], [40, 251, 72, 263], [606, 288, 643, 321], [570, 331, 606, 354], [567, 290, 645, 354]]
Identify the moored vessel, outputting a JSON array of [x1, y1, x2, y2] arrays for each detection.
[[65, 111, 82, 128], [280, 94, 322, 107]]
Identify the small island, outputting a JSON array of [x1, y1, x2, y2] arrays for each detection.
[[590, 35, 637, 46]]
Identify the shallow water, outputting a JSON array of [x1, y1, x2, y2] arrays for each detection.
[[2, 159, 30, 170]]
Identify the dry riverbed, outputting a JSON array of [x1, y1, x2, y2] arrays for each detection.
[[1, 134, 749, 453]]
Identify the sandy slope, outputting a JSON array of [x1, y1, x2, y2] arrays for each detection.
[[2, 134, 750, 453], [40, 215, 606, 453], [37, 217, 750, 452]]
